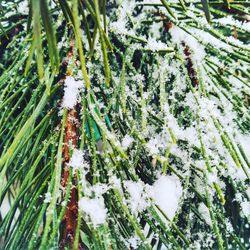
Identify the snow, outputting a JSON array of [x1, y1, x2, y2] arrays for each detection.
[[126, 235, 141, 248], [17, 0, 29, 15], [228, 164, 248, 181], [235, 133, 250, 155], [44, 192, 52, 203], [207, 171, 218, 184], [241, 201, 250, 218], [69, 149, 84, 171], [246, 187, 250, 198], [191, 28, 233, 52], [2, 0, 250, 247], [198, 203, 212, 226], [109, 175, 122, 190], [169, 26, 205, 62], [92, 183, 109, 197], [146, 138, 160, 155], [62, 76, 83, 109], [109, 0, 136, 36], [122, 175, 183, 220], [141, 0, 161, 3], [124, 180, 149, 214], [121, 134, 134, 150], [79, 196, 107, 226], [146, 38, 173, 52], [110, 19, 128, 35], [216, 16, 250, 32], [150, 175, 183, 220], [133, 74, 145, 83], [0, 195, 11, 219]]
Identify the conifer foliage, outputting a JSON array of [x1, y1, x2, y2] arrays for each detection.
[[0, 0, 250, 249]]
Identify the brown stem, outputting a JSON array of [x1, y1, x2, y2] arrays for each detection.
[[182, 42, 199, 88], [233, 26, 238, 39], [60, 109, 81, 249], [155, 11, 173, 31], [154, 15, 199, 87], [59, 41, 86, 250]]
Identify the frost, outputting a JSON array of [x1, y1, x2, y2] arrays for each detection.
[[3, 0, 250, 247]]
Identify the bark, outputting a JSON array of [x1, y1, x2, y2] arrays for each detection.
[[59, 41, 86, 250], [60, 109, 82, 249]]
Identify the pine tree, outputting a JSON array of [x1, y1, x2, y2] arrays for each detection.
[[0, 0, 250, 249]]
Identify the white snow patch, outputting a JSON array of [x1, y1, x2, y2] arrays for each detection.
[[169, 26, 205, 62], [198, 203, 212, 226], [124, 180, 149, 214], [146, 38, 172, 52], [69, 149, 84, 171], [235, 133, 250, 156], [146, 138, 160, 155], [121, 134, 134, 149], [207, 171, 218, 184], [241, 201, 250, 217], [150, 175, 183, 220], [44, 192, 52, 203], [92, 183, 110, 197], [17, 0, 29, 15], [79, 196, 107, 226], [216, 16, 250, 32], [109, 175, 122, 190], [191, 28, 233, 52], [228, 165, 248, 181], [126, 235, 141, 248], [62, 76, 83, 109]]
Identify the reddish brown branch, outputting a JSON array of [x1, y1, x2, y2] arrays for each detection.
[[59, 41, 85, 250], [60, 109, 81, 249], [182, 43, 199, 88], [233, 26, 238, 39], [155, 11, 173, 31], [154, 15, 199, 87]]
